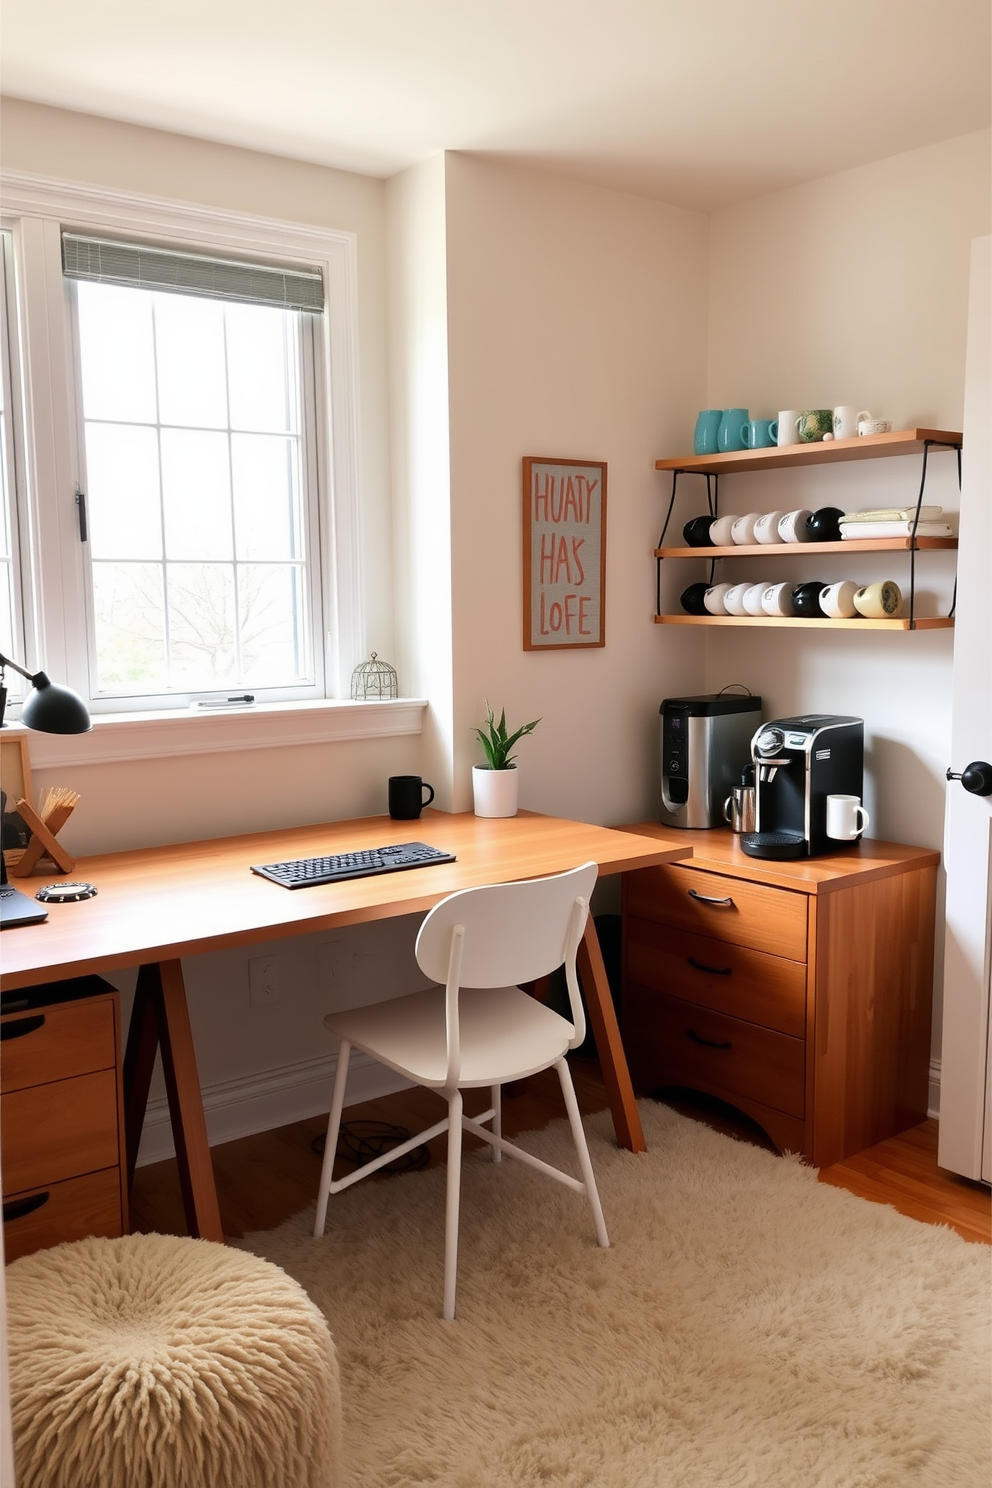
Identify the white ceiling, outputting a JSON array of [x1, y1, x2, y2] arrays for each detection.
[[3, 0, 990, 211]]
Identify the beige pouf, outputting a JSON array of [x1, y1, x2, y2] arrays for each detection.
[[6, 1233, 341, 1488]]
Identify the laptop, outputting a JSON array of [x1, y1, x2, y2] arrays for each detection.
[[0, 852, 48, 928]]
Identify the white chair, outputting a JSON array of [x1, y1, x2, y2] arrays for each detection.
[[313, 861, 610, 1320]]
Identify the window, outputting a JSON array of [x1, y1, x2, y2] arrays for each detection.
[[0, 178, 364, 718]]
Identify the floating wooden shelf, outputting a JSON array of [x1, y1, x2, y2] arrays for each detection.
[[654, 428, 961, 476], [654, 536, 958, 559], [654, 614, 954, 631]]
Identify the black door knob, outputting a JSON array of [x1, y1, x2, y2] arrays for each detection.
[[946, 761, 992, 797]]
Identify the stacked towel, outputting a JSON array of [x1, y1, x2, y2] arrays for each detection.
[[840, 505, 943, 523], [840, 520, 953, 539]]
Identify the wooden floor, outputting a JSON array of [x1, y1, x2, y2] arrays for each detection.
[[129, 1059, 991, 1247]]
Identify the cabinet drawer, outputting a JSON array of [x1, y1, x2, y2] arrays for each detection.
[[2, 1168, 124, 1263], [624, 987, 806, 1120], [626, 917, 806, 1038], [0, 998, 116, 1092], [1, 1069, 121, 1193], [627, 864, 808, 961]]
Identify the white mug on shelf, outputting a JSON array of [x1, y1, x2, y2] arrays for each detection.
[[730, 512, 761, 545], [723, 582, 752, 616], [777, 508, 814, 543], [826, 794, 870, 841], [709, 515, 737, 546], [703, 583, 733, 615], [742, 581, 772, 616], [761, 582, 795, 617], [753, 510, 788, 544], [833, 406, 871, 440], [776, 410, 802, 447], [819, 580, 860, 619]]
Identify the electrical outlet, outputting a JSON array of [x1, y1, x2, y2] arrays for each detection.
[[249, 955, 282, 1007]]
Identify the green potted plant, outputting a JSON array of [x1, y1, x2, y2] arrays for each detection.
[[472, 703, 540, 818]]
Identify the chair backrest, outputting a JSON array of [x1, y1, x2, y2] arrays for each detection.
[[415, 862, 598, 1086], [416, 861, 598, 989]]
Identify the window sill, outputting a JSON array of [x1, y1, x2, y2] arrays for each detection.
[[8, 697, 428, 769]]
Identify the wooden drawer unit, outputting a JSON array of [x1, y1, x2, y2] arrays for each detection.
[[621, 829, 939, 1168], [626, 919, 806, 1038], [2, 977, 127, 1262], [627, 863, 808, 960]]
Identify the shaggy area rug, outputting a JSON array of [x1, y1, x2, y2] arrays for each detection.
[[241, 1100, 990, 1488]]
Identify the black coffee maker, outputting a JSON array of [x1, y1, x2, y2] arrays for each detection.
[[741, 715, 864, 860]]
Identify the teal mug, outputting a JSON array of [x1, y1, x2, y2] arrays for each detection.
[[717, 407, 749, 453], [693, 409, 723, 455], [742, 417, 778, 449]]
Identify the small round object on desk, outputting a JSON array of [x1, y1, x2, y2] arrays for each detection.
[[682, 515, 716, 547], [35, 882, 98, 903], [680, 582, 711, 615]]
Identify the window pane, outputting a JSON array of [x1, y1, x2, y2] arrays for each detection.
[[227, 304, 299, 433], [167, 563, 236, 687], [161, 429, 233, 561], [239, 563, 308, 685], [155, 293, 228, 429], [77, 282, 157, 424], [232, 434, 302, 560], [92, 562, 167, 690], [85, 424, 163, 560]]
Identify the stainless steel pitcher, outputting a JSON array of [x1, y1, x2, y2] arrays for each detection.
[[723, 785, 756, 834]]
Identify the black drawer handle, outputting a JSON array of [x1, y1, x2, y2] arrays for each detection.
[[687, 1027, 732, 1051], [687, 957, 733, 977], [1, 1014, 46, 1041], [3, 1192, 50, 1223], [688, 889, 735, 908]]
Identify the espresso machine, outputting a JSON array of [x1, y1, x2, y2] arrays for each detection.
[[741, 715, 864, 859]]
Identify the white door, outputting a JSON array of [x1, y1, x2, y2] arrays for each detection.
[[938, 236, 992, 1183]]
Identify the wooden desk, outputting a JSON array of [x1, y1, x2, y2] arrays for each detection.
[[0, 810, 684, 1242]]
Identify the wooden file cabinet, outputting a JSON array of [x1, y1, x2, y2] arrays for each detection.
[[1, 977, 128, 1262], [621, 828, 939, 1168]]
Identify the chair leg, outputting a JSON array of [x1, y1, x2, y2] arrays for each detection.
[[314, 1040, 352, 1238], [490, 1083, 502, 1163], [443, 1089, 463, 1321], [555, 1057, 610, 1249]]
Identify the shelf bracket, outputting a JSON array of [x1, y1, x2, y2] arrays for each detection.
[[907, 439, 962, 628], [656, 470, 719, 617]]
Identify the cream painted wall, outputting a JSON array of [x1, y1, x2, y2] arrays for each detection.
[[442, 154, 711, 826], [703, 129, 992, 1067]]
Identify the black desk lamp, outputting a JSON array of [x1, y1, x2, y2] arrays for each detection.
[[0, 651, 91, 734]]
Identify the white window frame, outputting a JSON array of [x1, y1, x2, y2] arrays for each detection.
[[0, 170, 368, 722]]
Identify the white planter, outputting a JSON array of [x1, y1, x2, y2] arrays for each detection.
[[472, 765, 518, 818]]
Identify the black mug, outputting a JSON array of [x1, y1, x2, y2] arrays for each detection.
[[388, 775, 435, 821]]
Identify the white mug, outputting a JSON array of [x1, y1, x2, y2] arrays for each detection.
[[777, 508, 814, 543], [742, 581, 772, 616], [730, 512, 761, 545], [753, 510, 788, 544], [703, 582, 733, 615], [776, 410, 802, 447], [723, 582, 752, 616], [826, 794, 870, 841], [709, 515, 737, 546], [833, 406, 871, 440], [761, 581, 795, 617], [819, 580, 860, 619]]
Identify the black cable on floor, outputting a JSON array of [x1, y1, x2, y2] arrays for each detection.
[[311, 1119, 431, 1174]]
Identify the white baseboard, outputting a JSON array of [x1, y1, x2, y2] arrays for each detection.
[[135, 1051, 412, 1167], [929, 1057, 941, 1122]]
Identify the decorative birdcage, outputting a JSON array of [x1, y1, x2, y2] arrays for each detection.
[[351, 652, 398, 701]]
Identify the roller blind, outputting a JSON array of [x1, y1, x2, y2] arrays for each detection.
[[61, 232, 324, 313]]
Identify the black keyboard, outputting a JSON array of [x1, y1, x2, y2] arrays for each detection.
[[250, 841, 456, 889]]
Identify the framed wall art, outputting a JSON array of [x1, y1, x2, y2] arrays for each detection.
[[522, 456, 606, 650]]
